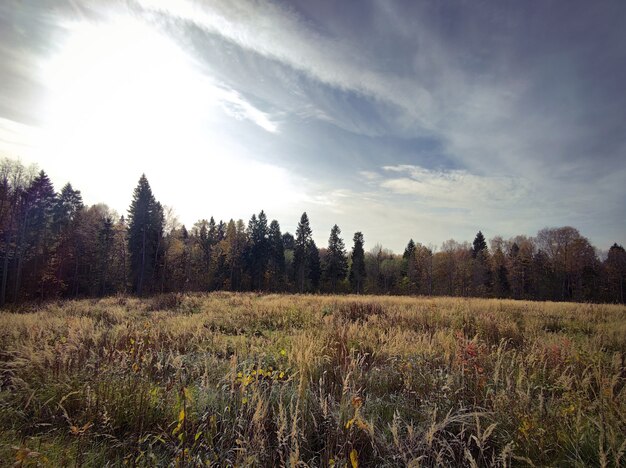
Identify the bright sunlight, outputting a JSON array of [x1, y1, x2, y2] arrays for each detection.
[[39, 16, 299, 221]]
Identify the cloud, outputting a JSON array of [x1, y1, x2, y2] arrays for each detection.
[[378, 165, 531, 209], [214, 86, 278, 133], [137, 0, 435, 127], [0, 0, 624, 252], [0, 117, 41, 158]]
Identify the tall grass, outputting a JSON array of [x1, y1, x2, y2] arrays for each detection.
[[1, 293, 625, 466]]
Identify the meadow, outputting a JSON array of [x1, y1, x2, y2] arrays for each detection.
[[1, 293, 625, 467]]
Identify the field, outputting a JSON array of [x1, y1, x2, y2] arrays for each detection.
[[1, 293, 625, 467]]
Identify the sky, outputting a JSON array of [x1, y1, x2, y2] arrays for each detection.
[[0, 0, 625, 253]]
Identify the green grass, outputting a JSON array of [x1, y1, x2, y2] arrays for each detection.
[[1, 293, 625, 466]]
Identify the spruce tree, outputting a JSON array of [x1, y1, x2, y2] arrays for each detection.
[[268, 219, 285, 290], [349, 232, 366, 294], [471, 231, 490, 295], [282, 232, 295, 251], [52, 183, 83, 234], [127, 174, 163, 296], [324, 224, 348, 292], [248, 210, 270, 290], [293, 212, 312, 292], [17, 171, 56, 300], [403, 239, 416, 259], [402, 238, 419, 293], [308, 239, 321, 292], [51, 183, 83, 296], [472, 231, 487, 258]]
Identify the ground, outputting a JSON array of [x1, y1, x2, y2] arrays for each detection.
[[1, 293, 625, 466]]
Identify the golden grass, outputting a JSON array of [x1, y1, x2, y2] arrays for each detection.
[[1, 293, 625, 466]]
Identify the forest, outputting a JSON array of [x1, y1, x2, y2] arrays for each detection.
[[0, 157, 624, 306]]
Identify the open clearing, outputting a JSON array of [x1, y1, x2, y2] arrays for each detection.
[[1, 293, 625, 466]]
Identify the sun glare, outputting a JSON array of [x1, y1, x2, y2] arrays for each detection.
[[39, 16, 297, 222], [43, 18, 208, 157]]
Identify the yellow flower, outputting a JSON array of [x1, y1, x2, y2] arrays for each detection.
[[280, 349, 287, 356]]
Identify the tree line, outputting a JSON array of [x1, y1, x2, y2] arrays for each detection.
[[0, 158, 624, 305]]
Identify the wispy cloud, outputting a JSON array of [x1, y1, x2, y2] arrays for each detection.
[[137, 0, 435, 126], [214, 86, 278, 133], [378, 165, 531, 209]]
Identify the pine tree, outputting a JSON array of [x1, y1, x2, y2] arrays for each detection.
[[349, 232, 366, 294], [324, 224, 348, 292], [293, 212, 312, 292], [127, 174, 163, 296]]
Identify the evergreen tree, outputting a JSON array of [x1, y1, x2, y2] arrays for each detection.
[[470, 231, 490, 295], [248, 210, 270, 290], [349, 232, 366, 294], [51, 183, 84, 297], [293, 212, 312, 292], [605, 243, 626, 303], [217, 220, 227, 242], [403, 239, 416, 259], [472, 231, 487, 258], [52, 183, 83, 234], [97, 216, 115, 295], [222, 219, 247, 291], [308, 239, 321, 292], [127, 174, 163, 296], [198, 218, 214, 282], [323, 224, 348, 292], [282, 232, 295, 250], [222, 220, 237, 290], [402, 238, 419, 293], [18, 171, 56, 300], [268, 219, 285, 290]]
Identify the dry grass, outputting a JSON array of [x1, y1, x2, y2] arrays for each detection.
[[1, 293, 625, 466]]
